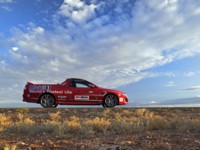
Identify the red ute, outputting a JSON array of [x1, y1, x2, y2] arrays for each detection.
[[23, 78, 128, 108]]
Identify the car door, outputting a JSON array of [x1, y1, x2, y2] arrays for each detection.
[[72, 80, 102, 103]]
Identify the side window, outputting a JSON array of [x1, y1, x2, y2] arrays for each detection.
[[70, 79, 93, 88], [76, 83, 89, 88]]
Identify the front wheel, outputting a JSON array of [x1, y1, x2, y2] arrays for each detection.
[[103, 94, 118, 107], [40, 93, 57, 108]]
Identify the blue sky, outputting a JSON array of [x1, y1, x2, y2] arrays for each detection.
[[1, 0, 200, 106]]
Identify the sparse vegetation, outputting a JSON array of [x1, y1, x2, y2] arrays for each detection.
[[1, 108, 200, 149]]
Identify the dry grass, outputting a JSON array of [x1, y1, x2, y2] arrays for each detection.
[[3, 144, 17, 150], [48, 111, 61, 121], [1, 108, 200, 136], [0, 114, 12, 126], [1, 108, 200, 149], [84, 117, 111, 133]]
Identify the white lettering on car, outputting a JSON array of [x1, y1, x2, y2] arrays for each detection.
[[50, 90, 63, 94], [58, 96, 67, 99], [64, 91, 72, 94]]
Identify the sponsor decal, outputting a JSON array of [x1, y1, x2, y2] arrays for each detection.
[[58, 96, 67, 99], [75, 95, 89, 100], [29, 85, 51, 92], [64, 91, 72, 94], [29, 85, 35, 91]]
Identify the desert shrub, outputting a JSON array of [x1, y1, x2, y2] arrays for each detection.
[[109, 120, 135, 134], [123, 109, 133, 116], [35, 124, 59, 135], [62, 116, 82, 134], [17, 113, 24, 122], [48, 111, 61, 121], [3, 144, 17, 150], [166, 117, 181, 130], [167, 118, 200, 131], [45, 120, 61, 126], [185, 119, 200, 131], [135, 108, 154, 118], [101, 108, 111, 118], [114, 112, 122, 120], [148, 116, 166, 130], [84, 117, 111, 133], [80, 125, 95, 137], [0, 127, 4, 132], [0, 113, 12, 126], [64, 120, 81, 133], [135, 108, 148, 117], [16, 108, 30, 113], [6, 124, 58, 135], [23, 117, 35, 125], [69, 115, 80, 122], [15, 112, 35, 125]]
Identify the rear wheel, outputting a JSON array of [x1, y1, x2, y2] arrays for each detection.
[[103, 94, 118, 107], [40, 93, 57, 108]]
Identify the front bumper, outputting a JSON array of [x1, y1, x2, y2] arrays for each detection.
[[119, 96, 128, 105]]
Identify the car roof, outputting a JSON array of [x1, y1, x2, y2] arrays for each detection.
[[68, 78, 85, 80]]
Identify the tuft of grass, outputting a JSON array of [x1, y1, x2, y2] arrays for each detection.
[[17, 113, 24, 122], [6, 124, 58, 135], [0, 114, 12, 126], [3, 144, 17, 150], [109, 120, 135, 134], [48, 111, 61, 121], [84, 117, 111, 133], [101, 108, 111, 118], [69, 115, 79, 122], [135, 108, 154, 118], [23, 117, 35, 125], [123, 109, 133, 116], [147, 116, 166, 130], [64, 120, 81, 133]]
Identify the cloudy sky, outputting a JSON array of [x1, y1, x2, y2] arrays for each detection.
[[1, 0, 200, 106]]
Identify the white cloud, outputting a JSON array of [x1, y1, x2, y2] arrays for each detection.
[[182, 86, 200, 91], [0, 0, 14, 11], [2, 0, 200, 101], [184, 72, 196, 77], [0, 0, 13, 3], [0, 6, 12, 11], [0, 60, 5, 65], [164, 81, 176, 87], [11, 46, 18, 52], [58, 0, 97, 24]]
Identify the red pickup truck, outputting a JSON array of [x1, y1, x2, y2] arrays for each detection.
[[23, 78, 128, 108]]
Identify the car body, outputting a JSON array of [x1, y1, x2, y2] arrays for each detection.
[[23, 78, 128, 108]]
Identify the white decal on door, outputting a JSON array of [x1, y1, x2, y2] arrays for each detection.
[[75, 95, 89, 100]]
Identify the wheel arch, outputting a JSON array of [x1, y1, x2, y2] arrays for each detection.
[[38, 92, 56, 103], [103, 92, 119, 105]]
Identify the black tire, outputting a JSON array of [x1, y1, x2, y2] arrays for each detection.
[[103, 94, 118, 107], [40, 93, 57, 108], [52, 104, 58, 108], [102, 103, 107, 108]]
